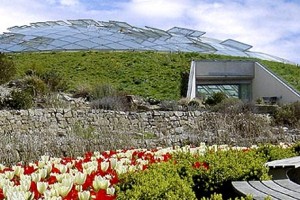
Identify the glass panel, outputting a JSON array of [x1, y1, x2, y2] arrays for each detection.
[[196, 84, 241, 99], [221, 39, 252, 51], [239, 84, 251, 101]]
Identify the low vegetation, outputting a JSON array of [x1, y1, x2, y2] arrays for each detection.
[[6, 51, 300, 100]]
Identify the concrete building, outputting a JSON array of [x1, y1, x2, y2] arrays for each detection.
[[187, 60, 300, 104]]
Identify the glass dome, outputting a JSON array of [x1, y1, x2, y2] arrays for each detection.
[[0, 19, 291, 63]]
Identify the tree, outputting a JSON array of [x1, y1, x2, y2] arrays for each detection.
[[0, 53, 16, 84]]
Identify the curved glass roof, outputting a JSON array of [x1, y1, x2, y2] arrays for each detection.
[[0, 19, 291, 63]]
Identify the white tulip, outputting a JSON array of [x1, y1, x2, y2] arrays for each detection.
[[12, 166, 24, 177], [5, 171, 15, 180], [0, 164, 6, 171], [37, 182, 48, 194], [38, 161, 45, 168], [92, 175, 110, 191], [101, 161, 109, 172], [109, 158, 117, 169], [31, 173, 41, 183], [78, 191, 90, 200], [57, 185, 72, 198], [39, 169, 48, 179], [106, 187, 115, 196], [20, 179, 31, 191], [74, 172, 86, 185]]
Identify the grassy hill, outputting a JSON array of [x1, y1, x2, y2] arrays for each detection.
[[9, 51, 300, 100]]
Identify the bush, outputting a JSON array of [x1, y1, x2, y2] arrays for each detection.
[[273, 102, 300, 127], [117, 162, 196, 200], [211, 98, 249, 114], [188, 98, 204, 110], [90, 95, 130, 111], [116, 148, 271, 200], [3, 90, 33, 109], [40, 70, 67, 92], [159, 100, 180, 111], [255, 144, 297, 162], [72, 84, 92, 99], [0, 53, 16, 84], [205, 92, 227, 106], [181, 150, 269, 199], [23, 75, 49, 97], [90, 83, 117, 100]]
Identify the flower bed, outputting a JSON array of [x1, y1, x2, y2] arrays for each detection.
[[0, 143, 298, 199]]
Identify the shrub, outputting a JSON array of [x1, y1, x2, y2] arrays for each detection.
[[255, 144, 297, 162], [40, 70, 67, 92], [159, 100, 180, 111], [211, 98, 248, 114], [180, 150, 269, 199], [90, 95, 130, 111], [90, 83, 117, 100], [72, 84, 92, 99], [23, 75, 49, 97], [188, 98, 204, 110], [0, 53, 16, 84], [205, 92, 228, 106], [273, 101, 300, 127], [3, 90, 33, 109], [117, 162, 196, 200]]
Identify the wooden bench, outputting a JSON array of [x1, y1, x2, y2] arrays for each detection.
[[266, 156, 300, 182], [232, 156, 300, 199], [232, 180, 300, 200]]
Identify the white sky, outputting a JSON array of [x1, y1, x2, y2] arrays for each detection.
[[0, 0, 299, 64]]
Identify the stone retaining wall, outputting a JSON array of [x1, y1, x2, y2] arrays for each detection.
[[0, 108, 299, 145], [0, 108, 211, 136]]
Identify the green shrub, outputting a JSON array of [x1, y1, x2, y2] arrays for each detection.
[[211, 98, 250, 114], [273, 102, 300, 127], [187, 150, 269, 199], [23, 75, 49, 97], [72, 84, 92, 99], [188, 98, 204, 110], [3, 90, 33, 109], [0, 53, 16, 84], [255, 144, 297, 162], [205, 92, 228, 106], [116, 148, 272, 200], [90, 83, 117, 100], [40, 70, 67, 92], [116, 162, 196, 200], [90, 95, 130, 111]]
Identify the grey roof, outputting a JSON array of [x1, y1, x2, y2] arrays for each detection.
[[0, 19, 291, 63]]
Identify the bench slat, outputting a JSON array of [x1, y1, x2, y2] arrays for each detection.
[[261, 180, 300, 199], [274, 179, 300, 193], [232, 181, 277, 200], [266, 156, 300, 168], [249, 181, 298, 200]]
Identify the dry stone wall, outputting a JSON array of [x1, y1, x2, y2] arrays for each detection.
[[0, 108, 299, 146], [0, 108, 208, 136]]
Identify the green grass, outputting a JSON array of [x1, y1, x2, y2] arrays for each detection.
[[9, 51, 300, 100]]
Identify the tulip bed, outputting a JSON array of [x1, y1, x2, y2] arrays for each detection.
[[0, 143, 299, 200]]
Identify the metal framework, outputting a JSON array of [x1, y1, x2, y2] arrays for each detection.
[[0, 19, 291, 63]]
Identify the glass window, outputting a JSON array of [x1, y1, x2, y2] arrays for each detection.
[[197, 84, 241, 99]]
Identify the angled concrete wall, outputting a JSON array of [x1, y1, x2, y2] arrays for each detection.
[[252, 62, 300, 104]]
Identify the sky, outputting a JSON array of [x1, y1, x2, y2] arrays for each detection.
[[0, 0, 300, 64]]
